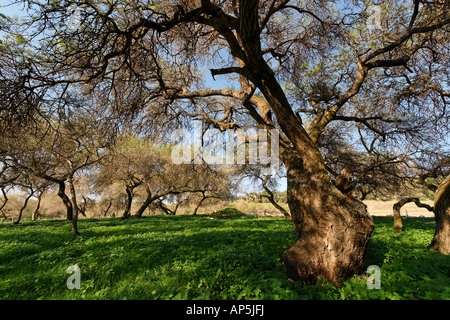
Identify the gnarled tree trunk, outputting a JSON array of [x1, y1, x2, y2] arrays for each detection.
[[234, 48, 375, 283], [283, 154, 374, 284], [429, 175, 450, 255]]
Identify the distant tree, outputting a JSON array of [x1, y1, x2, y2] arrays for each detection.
[[95, 134, 166, 219], [3, 106, 112, 232], [95, 133, 236, 218], [51, 111, 111, 234]]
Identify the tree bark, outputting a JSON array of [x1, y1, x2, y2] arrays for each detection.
[[67, 174, 80, 235], [429, 175, 450, 255], [283, 154, 374, 285], [392, 197, 434, 233]]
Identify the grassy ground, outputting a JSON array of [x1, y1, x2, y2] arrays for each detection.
[[0, 214, 449, 300]]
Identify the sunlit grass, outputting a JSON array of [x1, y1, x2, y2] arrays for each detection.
[[0, 215, 448, 300]]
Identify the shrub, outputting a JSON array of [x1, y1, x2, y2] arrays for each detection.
[[209, 208, 246, 219]]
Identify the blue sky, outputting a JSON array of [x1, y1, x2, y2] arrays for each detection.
[[0, 1, 26, 18]]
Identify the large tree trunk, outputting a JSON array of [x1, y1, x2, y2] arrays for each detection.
[[245, 71, 374, 284], [429, 175, 450, 255], [283, 154, 374, 285]]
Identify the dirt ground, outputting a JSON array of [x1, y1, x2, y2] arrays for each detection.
[[363, 200, 435, 217]]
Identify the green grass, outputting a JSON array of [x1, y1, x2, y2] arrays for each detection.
[[0, 215, 448, 300]]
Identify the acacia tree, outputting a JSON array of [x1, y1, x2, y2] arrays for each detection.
[[239, 163, 291, 218], [95, 133, 236, 217], [3, 102, 112, 232], [31, 183, 50, 221], [13, 0, 450, 282], [49, 109, 111, 234], [185, 164, 237, 216], [94, 134, 170, 219], [409, 153, 450, 254]]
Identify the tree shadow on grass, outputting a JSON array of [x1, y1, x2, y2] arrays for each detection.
[[0, 216, 296, 299]]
